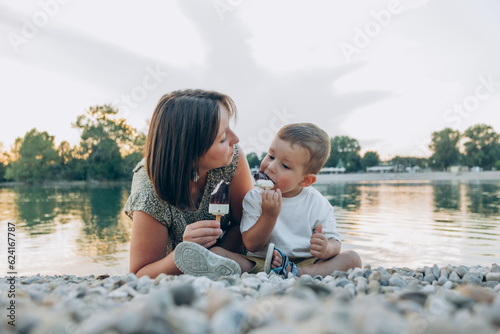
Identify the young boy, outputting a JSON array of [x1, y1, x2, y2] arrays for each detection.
[[174, 123, 361, 278], [236, 123, 361, 277]]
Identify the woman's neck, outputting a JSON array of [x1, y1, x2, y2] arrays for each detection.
[[190, 170, 208, 207]]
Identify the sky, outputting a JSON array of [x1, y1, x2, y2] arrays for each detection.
[[1, 0, 500, 160]]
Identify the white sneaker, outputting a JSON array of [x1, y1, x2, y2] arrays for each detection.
[[174, 241, 241, 280]]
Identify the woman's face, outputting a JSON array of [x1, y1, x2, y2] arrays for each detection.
[[198, 105, 239, 172]]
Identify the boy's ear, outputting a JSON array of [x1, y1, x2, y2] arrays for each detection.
[[299, 174, 317, 187]]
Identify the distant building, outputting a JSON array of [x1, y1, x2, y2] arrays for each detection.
[[319, 167, 346, 174], [447, 165, 469, 173], [366, 166, 395, 173], [405, 166, 422, 173]]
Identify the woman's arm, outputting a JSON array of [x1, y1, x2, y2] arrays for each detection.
[[129, 211, 181, 278], [218, 147, 253, 252], [130, 211, 223, 277]]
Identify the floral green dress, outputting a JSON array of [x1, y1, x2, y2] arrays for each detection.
[[124, 146, 239, 255]]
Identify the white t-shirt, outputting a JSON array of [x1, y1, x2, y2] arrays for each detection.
[[240, 186, 342, 259]]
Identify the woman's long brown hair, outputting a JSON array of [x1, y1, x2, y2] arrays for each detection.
[[144, 89, 237, 209]]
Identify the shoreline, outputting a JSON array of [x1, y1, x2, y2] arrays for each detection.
[[315, 170, 500, 183], [0, 179, 131, 188], [1, 171, 499, 188]]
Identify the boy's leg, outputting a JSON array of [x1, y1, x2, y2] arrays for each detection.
[[298, 250, 362, 277], [210, 246, 257, 273]]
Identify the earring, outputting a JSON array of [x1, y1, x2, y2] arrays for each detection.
[[191, 167, 199, 182]]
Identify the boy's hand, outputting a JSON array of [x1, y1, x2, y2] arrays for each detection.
[[261, 189, 281, 219], [310, 224, 330, 260]]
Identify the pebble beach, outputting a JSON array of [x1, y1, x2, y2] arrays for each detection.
[[2, 263, 500, 334]]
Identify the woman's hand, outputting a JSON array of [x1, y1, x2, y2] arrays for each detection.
[[183, 220, 223, 248]]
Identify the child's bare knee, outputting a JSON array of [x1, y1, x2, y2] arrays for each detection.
[[345, 250, 362, 269]]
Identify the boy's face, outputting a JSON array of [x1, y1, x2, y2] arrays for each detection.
[[260, 137, 314, 198]]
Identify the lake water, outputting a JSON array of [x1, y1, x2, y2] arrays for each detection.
[[1, 179, 499, 276]]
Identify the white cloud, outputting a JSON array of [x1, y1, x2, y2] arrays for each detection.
[[56, 1, 206, 68]]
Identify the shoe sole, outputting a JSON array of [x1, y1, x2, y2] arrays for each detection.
[[174, 241, 241, 280], [263, 243, 275, 274]]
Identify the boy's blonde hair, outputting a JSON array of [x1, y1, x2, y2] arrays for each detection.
[[277, 123, 331, 175]]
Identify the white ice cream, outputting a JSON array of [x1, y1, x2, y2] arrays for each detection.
[[256, 179, 274, 190]]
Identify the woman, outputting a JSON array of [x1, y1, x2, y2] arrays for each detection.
[[125, 89, 254, 278]]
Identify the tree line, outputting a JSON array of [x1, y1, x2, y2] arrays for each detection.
[[0, 105, 499, 183], [247, 124, 500, 173], [0, 105, 145, 182]]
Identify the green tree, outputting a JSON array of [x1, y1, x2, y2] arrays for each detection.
[[53, 141, 87, 180], [5, 128, 58, 182], [0, 142, 6, 182], [74, 105, 135, 154], [0, 162, 5, 182], [325, 136, 362, 172], [57, 140, 73, 164], [246, 152, 261, 169], [122, 133, 146, 178], [87, 138, 123, 180], [428, 128, 461, 170], [361, 151, 380, 170], [73, 105, 136, 180], [462, 124, 500, 169]]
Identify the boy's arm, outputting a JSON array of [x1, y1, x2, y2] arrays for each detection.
[[242, 213, 277, 252], [310, 194, 342, 260], [241, 189, 282, 252]]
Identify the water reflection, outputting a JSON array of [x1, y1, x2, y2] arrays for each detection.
[[79, 186, 131, 257], [465, 181, 500, 215], [315, 179, 500, 268], [432, 181, 460, 211], [3, 184, 132, 259], [1, 179, 499, 275], [315, 182, 361, 210], [13, 186, 59, 235]]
